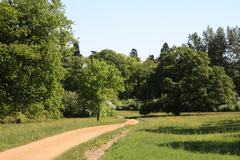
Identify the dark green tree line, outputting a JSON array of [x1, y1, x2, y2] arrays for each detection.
[[141, 47, 238, 115], [188, 26, 240, 95]]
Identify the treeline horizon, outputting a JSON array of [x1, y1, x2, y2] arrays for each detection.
[[0, 0, 239, 123]]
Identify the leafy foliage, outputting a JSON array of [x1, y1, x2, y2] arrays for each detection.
[[76, 59, 124, 120], [0, 0, 73, 120], [90, 49, 157, 100], [142, 47, 237, 115], [189, 26, 240, 94]]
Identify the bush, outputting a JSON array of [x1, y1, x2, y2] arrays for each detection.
[[1, 112, 29, 124], [0, 103, 11, 119], [116, 99, 142, 110], [100, 102, 114, 118], [62, 91, 92, 117], [140, 100, 163, 115], [217, 105, 235, 112], [62, 91, 79, 117], [15, 112, 29, 123], [2, 116, 16, 123], [24, 103, 47, 120]]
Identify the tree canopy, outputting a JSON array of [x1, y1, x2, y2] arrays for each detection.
[[76, 59, 124, 120], [0, 0, 73, 119], [141, 47, 237, 115]]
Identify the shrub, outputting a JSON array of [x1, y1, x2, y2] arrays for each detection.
[[62, 91, 79, 117], [23, 103, 47, 120], [2, 116, 16, 123], [62, 91, 92, 117], [140, 100, 163, 115], [0, 104, 11, 119], [15, 112, 29, 123], [217, 105, 235, 112], [116, 99, 142, 110], [100, 103, 114, 118], [1, 112, 29, 124]]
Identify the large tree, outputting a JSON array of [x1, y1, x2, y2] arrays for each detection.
[[142, 47, 237, 115], [76, 59, 124, 121], [0, 0, 73, 119], [89, 49, 152, 100], [189, 26, 240, 95]]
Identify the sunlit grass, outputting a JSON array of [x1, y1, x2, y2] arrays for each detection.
[[103, 112, 240, 160]]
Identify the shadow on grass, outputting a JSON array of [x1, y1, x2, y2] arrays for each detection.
[[143, 119, 240, 155], [127, 114, 169, 119], [127, 112, 224, 119], [159, 140, 240, 156], [144, 120, 240, 134]]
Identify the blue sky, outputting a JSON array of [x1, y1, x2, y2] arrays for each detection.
[[62, 0, 240, 60]]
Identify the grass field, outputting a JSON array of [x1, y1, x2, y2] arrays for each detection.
[[102, 112, 240, 160], [0, 117, 125, 151]]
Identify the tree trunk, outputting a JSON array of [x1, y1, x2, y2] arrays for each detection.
[[97, 112, 100, 121]]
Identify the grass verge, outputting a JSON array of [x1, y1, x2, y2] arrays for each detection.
[[0, 117, 125, 151]]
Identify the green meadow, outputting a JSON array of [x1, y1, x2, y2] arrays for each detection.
[[102, 112, 240, 160]]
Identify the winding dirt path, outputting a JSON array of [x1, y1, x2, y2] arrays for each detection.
[[0, 119, 138, 160]]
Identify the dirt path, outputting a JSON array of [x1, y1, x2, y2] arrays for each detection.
[[0, 119, 138, 160]]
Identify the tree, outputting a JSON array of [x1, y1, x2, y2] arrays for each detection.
[[160, 42, 170, 53], [189, 26, 240, 95], [76, 59, 124, 121], [187, 32, 205, 51], [210, 27, 227, 66], [147, 55, 155, 61], [89, 49, 145, 100], [63, 56, 84, 91], [0, 0, 73, 119], [130, 48, 138, 57], [226, 27, 239, 61], [142, 47, 237, 115], [130, 48, 141, 61], [89, 49, 128, 77], [73, 41, 81, 56], [136, 57, 158, 100]]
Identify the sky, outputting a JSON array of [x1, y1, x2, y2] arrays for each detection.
[[62, 0, 240, 60]]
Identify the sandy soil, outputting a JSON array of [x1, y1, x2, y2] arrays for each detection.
[[0, 119, 138, 160]]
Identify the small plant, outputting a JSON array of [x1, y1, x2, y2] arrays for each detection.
[[15, 112, 29, 123]]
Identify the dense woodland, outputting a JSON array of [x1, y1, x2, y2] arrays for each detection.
[[0, 0, 239, 122]]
